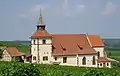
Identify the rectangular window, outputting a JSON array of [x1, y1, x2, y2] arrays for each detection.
[[42, 40, 46, 44], [43, 56, 48, 61], [33, 56, 36, 60], [63, 57, 67, 63]]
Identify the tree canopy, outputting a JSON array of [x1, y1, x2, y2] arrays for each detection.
[[0, 49, 3, 58]]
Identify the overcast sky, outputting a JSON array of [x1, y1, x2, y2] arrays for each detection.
[[0, 0, 120, 41]]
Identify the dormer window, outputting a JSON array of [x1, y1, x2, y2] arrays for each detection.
[[42, 40, 46, 44], [77, 44, 83, 50], [60, 44, 66, 51], [80, 47, 83, 50], [63, 48, 66, 51]]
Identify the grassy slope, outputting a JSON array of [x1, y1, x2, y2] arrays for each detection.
[[0, 41, 30, 53], [17, 45, 30, 53]]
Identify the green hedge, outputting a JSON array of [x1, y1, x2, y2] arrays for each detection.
[[0, 61, 120, 76]]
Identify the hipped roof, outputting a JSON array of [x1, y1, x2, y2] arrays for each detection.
[[31, 29, 51, 38]]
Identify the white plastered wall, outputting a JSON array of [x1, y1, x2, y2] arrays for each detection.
[[52, 54, 98, 67], [86, 35, 105, 58], [78, 54, 98, 67], [39, 44, 52, 64], [31, 38, 52, 64], [98, 62, 111, 68], [93, 47, 104, 57], [53, 55, 77, 66], [2, 50, 12, 61]]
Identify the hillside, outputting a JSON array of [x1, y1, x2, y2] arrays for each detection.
[[0, 41, 30, 53], [103, 39, 120, 49]]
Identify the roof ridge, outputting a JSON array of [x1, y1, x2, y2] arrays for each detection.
[[51, 34, 85, 35]]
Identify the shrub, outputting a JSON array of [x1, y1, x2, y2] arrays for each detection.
[[1, 62, 40, 76], [112, 61, 120, 68], [0, 49, 3, 59], [0, 61, 120, 76]]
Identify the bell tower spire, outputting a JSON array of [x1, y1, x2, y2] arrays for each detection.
[[36, 8, 46, 30]]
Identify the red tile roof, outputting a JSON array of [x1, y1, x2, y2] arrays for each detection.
[[97, 57, 110, 63], [31, 29, 51, 38], [88, 35, 104, 47], [52, 34, 97, 56], [6, 47, 24, 57]]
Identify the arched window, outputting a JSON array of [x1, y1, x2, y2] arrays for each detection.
[[33, 40, 35, 44], [107, 63, 109, 66], [98, 51, 100, 58], [82, 57, 86, 65], [92, 56, 96, 65]]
